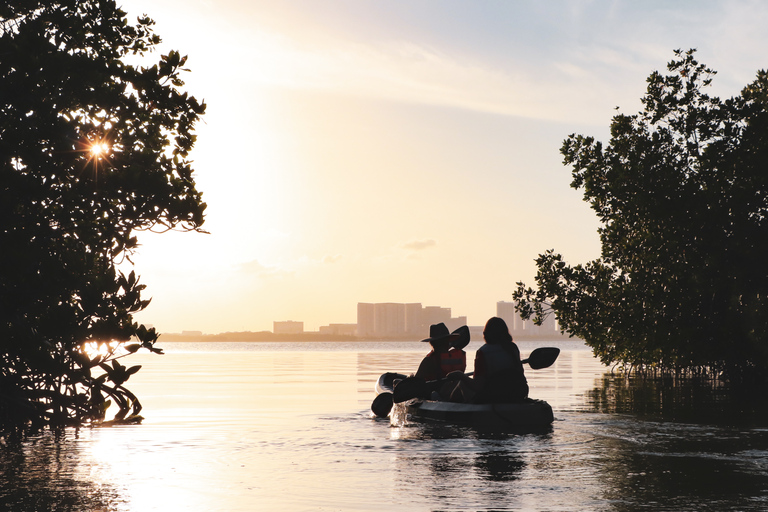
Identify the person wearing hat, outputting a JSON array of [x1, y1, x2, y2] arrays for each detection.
[[415, 323, 468, 382]]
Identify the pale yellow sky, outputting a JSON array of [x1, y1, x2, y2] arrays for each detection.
[[120, 0, 768, 333]]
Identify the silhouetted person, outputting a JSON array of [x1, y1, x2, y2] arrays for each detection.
[[415, 323, 467, 381], [448, 317, 528, 403]]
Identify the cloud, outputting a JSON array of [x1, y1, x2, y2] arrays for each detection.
[[322, 254, 343, 264], [238, 259, 294, 279], [207, 25, 621, 124], [400, 239, 437, 251], [170, 1, 768, 127], [238, 254, 341, 280]]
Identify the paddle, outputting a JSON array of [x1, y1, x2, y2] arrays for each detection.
[[371, 392, 394, 418], [370, 372, 407, 418], [391, 375, 438, 404], [522, 346, 560, 370], [392, 346, 561, 404], [451, 325, 470, 351], [371, 327, 469, 417]]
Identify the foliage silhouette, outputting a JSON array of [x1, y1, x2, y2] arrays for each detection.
[[515, 50, 768, 379], [0, 1, 206, 430]]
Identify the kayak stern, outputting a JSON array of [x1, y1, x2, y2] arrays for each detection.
[[396, 398, 554, 429]]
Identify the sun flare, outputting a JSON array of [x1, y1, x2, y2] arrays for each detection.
[[82, 340, 116, 359], [89, 142, 110, 158]]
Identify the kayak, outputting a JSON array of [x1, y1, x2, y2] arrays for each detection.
[[395, 398, 554, 429], [376, 372, 554, 429], [376, 372, 407, 395]]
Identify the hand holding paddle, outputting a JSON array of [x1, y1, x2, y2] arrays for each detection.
[[371, 326, 469, 417]]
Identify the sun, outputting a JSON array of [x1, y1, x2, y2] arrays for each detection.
[[89, 141, 110, 158], [82, 139, 112, 174]]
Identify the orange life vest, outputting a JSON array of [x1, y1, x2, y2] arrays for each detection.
[[438, 349, 466, 376]]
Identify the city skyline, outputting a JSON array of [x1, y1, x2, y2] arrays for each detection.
[[171, 299, 564, 339]]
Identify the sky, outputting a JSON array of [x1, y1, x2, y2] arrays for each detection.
[[117, 0, 768, 334]]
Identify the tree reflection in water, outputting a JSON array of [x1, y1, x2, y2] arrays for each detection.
[[0, 431, 121, 511], [386, 371, 768, 511], [582, 373, 768, 512], [586, 373, 768, 425]]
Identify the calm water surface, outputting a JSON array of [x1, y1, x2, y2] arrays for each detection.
[[3, 340, 768, 511]]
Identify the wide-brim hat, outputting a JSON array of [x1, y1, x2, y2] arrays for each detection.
[[421, 322, 461, 343]]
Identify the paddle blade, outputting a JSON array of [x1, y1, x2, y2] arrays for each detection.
[[523, 347, 560, 370], [451, 325, 470, 350], [371, 392, 393, 417], [393, 376, 428, 403]]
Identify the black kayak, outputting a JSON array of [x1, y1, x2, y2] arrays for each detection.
[[396, 397, 553, 429], [374, 372, 554, 429]]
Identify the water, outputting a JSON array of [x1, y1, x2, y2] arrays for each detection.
[[2, 339, 768, 511]]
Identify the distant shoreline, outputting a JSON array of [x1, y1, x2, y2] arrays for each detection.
[[158, 331, 579, 343]]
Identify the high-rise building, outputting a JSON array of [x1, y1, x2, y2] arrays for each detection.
[[496, 301, 521, 333], [537, 309, 558, 335], [356, 302, 465, 339], [357, 303, 375, 337], [422, 306, 451, 328], [374, 303, 406, 337], [445, 316, 467, 333], [497, 300, 563, 338], [404, 303, 423, 336]]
